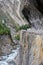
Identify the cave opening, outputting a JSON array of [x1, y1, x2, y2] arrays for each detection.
[[22, 6, 32, 25]]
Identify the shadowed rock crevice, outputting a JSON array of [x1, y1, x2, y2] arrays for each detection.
[[22, 6, 32, 25], [29, 0, 43, 14], [36, 0, 43, 14]]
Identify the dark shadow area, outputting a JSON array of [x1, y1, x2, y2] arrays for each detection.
[[29, 0, 43, 14], [22, 6, 32, 25], [36, 0, 43, 14]]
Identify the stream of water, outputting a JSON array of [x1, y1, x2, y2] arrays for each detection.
[[0, 46, 20, 65]]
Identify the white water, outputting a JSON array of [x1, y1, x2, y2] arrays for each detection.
[[0, 47, 20, 65]]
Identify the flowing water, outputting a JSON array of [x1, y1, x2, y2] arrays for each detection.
[[0, 46, 20, 65]]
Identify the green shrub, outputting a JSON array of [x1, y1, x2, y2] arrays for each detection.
[[0, 21, 10, 35], [15, 34, 20, 40], [14, 24, 31, 32], [19, 24, 31, 30]]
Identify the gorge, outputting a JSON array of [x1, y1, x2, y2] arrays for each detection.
[[0, 0, 43, 65]]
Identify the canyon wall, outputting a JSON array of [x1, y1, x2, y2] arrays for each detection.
[[20, 30, 43, 65], [0, 0, 43, 27], [0, 0, 28, 26], [0, 0, 43, 29], [0, 0, 43, 65], [20, 0, 43, 29]]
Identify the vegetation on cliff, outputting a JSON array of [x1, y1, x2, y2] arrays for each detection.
[[0, 20, 10, 35], [14, 24, 31, 32], [15, 34, 20, 40], [19, 24, 31, 30]]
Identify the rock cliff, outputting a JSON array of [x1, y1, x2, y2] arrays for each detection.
[[0, 0, 28, 26], [0, 0, 43, 28], [20, 29, 43, 65], [0, 0, 43, 65]]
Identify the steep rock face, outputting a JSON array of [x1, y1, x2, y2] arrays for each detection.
[[21, 0, 43, 29], [0, 0, 28, 26], [0, 0, 19, 15], [0, 0, 43, 28], [28, 35, 43, 65], [20, 30, 29, 65], [20, 30, 43, 65]]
